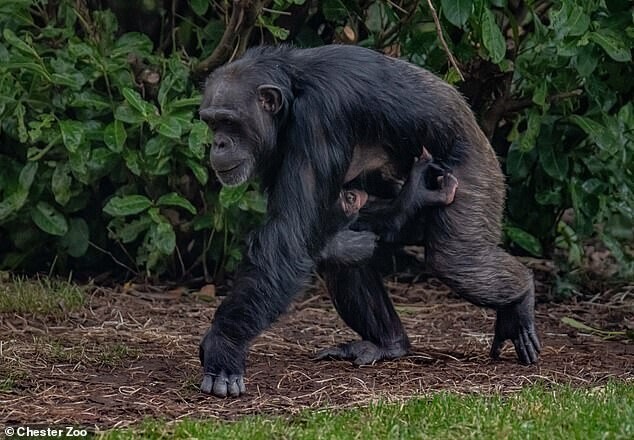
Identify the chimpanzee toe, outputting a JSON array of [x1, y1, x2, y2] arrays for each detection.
[[315, 340, 407, 365]]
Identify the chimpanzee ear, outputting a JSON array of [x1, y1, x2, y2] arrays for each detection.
[[257, 85, 284, 114]]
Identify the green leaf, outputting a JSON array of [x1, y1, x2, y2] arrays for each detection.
[[59, 120, 85, 153], [240, 190, 267, 214], [153, 222, 176, 255], [60, 218, 89, 257], [71, 91, 111, 110], [481, 9, 506, 63], [441, 0, 472, 28], [123, 150, 142, 176], [192, 214, 214, 231], [103, 120, 127, 152], [143, 137, 163, 156], [538, 142, 569, 180], [113, 32, 153, 57], [115, 104, 144, 124], [532, 82, 547, 106], [581, 178, 605, 195], [506, 142, 536, 180], [32, 202, 68, 236], [519, 110, 541, 152], [550, 3, 590, 37], [569, 115, 618, 154], [561, 317, 599, 333], [3, 28, 39, 58], [535, 189, 561, 206], [219, 184, 248, 208], [51, 72, 87, 89], [122, 88, 146, 113], [5, 62, 51, 81], [87, 147, 117, 175], [365, 2, 387, 33], [122, 88, 157, 118], [186, 158, 208, 185], [157, 116, 182, 139], [118, 216, 152, 243], [188, 121, 210, 160], [103, 195, 152, 216], [573, 45, 598, 77], [590, 30, 632, 62], [505, 226, 542, 256], [168, 97, 202, 110], [18, 162, 38, 189], [323, 0, 349, 22], [0, 191, 29, 223], [569, 115, 602, 136], [157, 192, 197, 215], [191, 0, 209, 16], [52, 162, 72, 206], [565, 5, 590, 36]]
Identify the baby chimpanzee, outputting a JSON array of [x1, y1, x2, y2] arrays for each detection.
[[320, 148, 458, 265]]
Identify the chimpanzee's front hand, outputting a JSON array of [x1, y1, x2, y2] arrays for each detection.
[[199, 328, 247, 397]]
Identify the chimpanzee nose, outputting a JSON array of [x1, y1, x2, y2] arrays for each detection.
[[214, 139, 227, 150]]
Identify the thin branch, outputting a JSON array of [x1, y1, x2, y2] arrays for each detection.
[[426, 0, 464, 81], [88, 242, 138, 275], [194, 0, 271, 77], [377, 1, 420, 48], [482, 89, 582, 140], [504, 90, 583, 113]]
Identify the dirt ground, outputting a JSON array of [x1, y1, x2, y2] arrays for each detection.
[[1, 275, 632, 429]]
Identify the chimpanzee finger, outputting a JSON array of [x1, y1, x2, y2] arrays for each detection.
[[489, 335, 503, 359], [227, 374, 245, 397], [353, 351, 379, 366], [314, 346, 346, 360], [420, 147, 432, 162], [519, 331, 538, 364], [513, 335, 531, 365], [212, 371, 229, 397], [444, 174, 458, 189], [200, 374, 214, 394], [529, 328, 542, 352]]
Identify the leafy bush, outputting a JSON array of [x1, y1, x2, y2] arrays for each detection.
[[310, 0, 633, 278], [0, 1, 265, 277], [0, 0, 632, 282]]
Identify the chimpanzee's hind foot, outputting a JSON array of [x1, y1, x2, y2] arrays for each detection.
[[315, 340, 408, 365], [490, 294, 541, 365]]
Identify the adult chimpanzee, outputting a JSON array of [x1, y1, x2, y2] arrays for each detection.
[[199, 45, 539, 397]]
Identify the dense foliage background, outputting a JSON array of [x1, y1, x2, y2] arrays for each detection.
[[0, 0, 632, 286]]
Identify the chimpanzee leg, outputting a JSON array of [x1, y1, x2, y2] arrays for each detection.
[[423, 170, 540, 365], [316, 263, 410, 365]]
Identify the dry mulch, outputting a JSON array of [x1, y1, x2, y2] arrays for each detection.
[[0, 277, 632, 429]]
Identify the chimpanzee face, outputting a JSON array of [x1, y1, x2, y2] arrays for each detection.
[[200, 76, 285, 187], [340, 189, 368, 218]]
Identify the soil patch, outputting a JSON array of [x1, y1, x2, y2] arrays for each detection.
[[1, 278, 632, 429]]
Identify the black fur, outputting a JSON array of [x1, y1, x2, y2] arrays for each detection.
[[199, 45, 539, 397]]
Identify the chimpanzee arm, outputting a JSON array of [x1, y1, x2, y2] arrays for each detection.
[[200, 156, 346, 397], [357, 156, 458, 239], [317, 190, 378, 265], [200, 213, 316, 396]]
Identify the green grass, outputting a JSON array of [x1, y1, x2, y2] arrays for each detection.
[[100, 383, 634, 439], [0, 273, 84, 316]]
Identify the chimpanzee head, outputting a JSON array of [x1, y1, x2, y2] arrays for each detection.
[[340, 189, 368, 218], [200, 69, 288, 187]]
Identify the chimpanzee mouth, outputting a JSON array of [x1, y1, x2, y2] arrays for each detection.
[[214, 161, 251, 186], [216, 163, 242, 175]]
